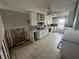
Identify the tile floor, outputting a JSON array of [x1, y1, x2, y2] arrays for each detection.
[[11, 33, 63, 59]]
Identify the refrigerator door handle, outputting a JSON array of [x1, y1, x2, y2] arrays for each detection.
[[57, 41, 62, 49]]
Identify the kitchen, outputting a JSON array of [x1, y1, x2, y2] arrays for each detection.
[[0, 8, 59, 59], [0, 0, 78, 59], [24, 11, 58, 42]]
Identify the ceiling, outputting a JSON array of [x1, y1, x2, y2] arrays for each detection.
[[0, 0, 77, 16]]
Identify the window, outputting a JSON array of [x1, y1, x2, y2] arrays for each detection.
[[58, 18, 65, 29]]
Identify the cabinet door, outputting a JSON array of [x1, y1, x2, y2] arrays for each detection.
[[37, 30, 44, 39], [44, 29, 46, 36], [45, 15, 52, 25], [30, 11, 37, 26], [37, 13, 44, 21], [39, 30, 43, 38], [29, 31, 35, 42], [44, 29, 47, 36], [46, 28, 48, 35], [51, 27, 53, 32]]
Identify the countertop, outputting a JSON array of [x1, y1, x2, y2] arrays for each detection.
[[29, 27, 49, 32], [62, 29, 79, 44]]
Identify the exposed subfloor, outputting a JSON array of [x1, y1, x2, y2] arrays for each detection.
[[11, 33, 63, 59]]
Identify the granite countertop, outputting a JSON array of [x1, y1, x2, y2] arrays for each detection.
[[62, 29, 79, 44]]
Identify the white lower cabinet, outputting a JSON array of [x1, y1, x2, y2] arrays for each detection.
[[51, 27, 53, 32], [38, 30, 44, 39], [29, 28, 49, 41], [44, 28, 48, 36], [37, 28, 49, 39], [29, 31, 35, 42]]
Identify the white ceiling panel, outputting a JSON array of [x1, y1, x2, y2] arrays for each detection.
[[0, 0, 77, 16]]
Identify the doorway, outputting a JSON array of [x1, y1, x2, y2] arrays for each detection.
[[58, 18, 65, 33]]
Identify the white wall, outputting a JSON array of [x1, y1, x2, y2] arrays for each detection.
[[73, 1, 79, 30], [74, 10, 79, 29], [1, 10, 29, 29], [0, 11, 4, 49], [0, 1, 2, 8], [1, 8, 53, 29], [66, 11, 74, 27]]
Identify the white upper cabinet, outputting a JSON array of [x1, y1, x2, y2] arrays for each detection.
[[52, 17, 58, 24], [45, 15, 53, 25], [29, 11, 53, 26], [29, 11, 37, 26]]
